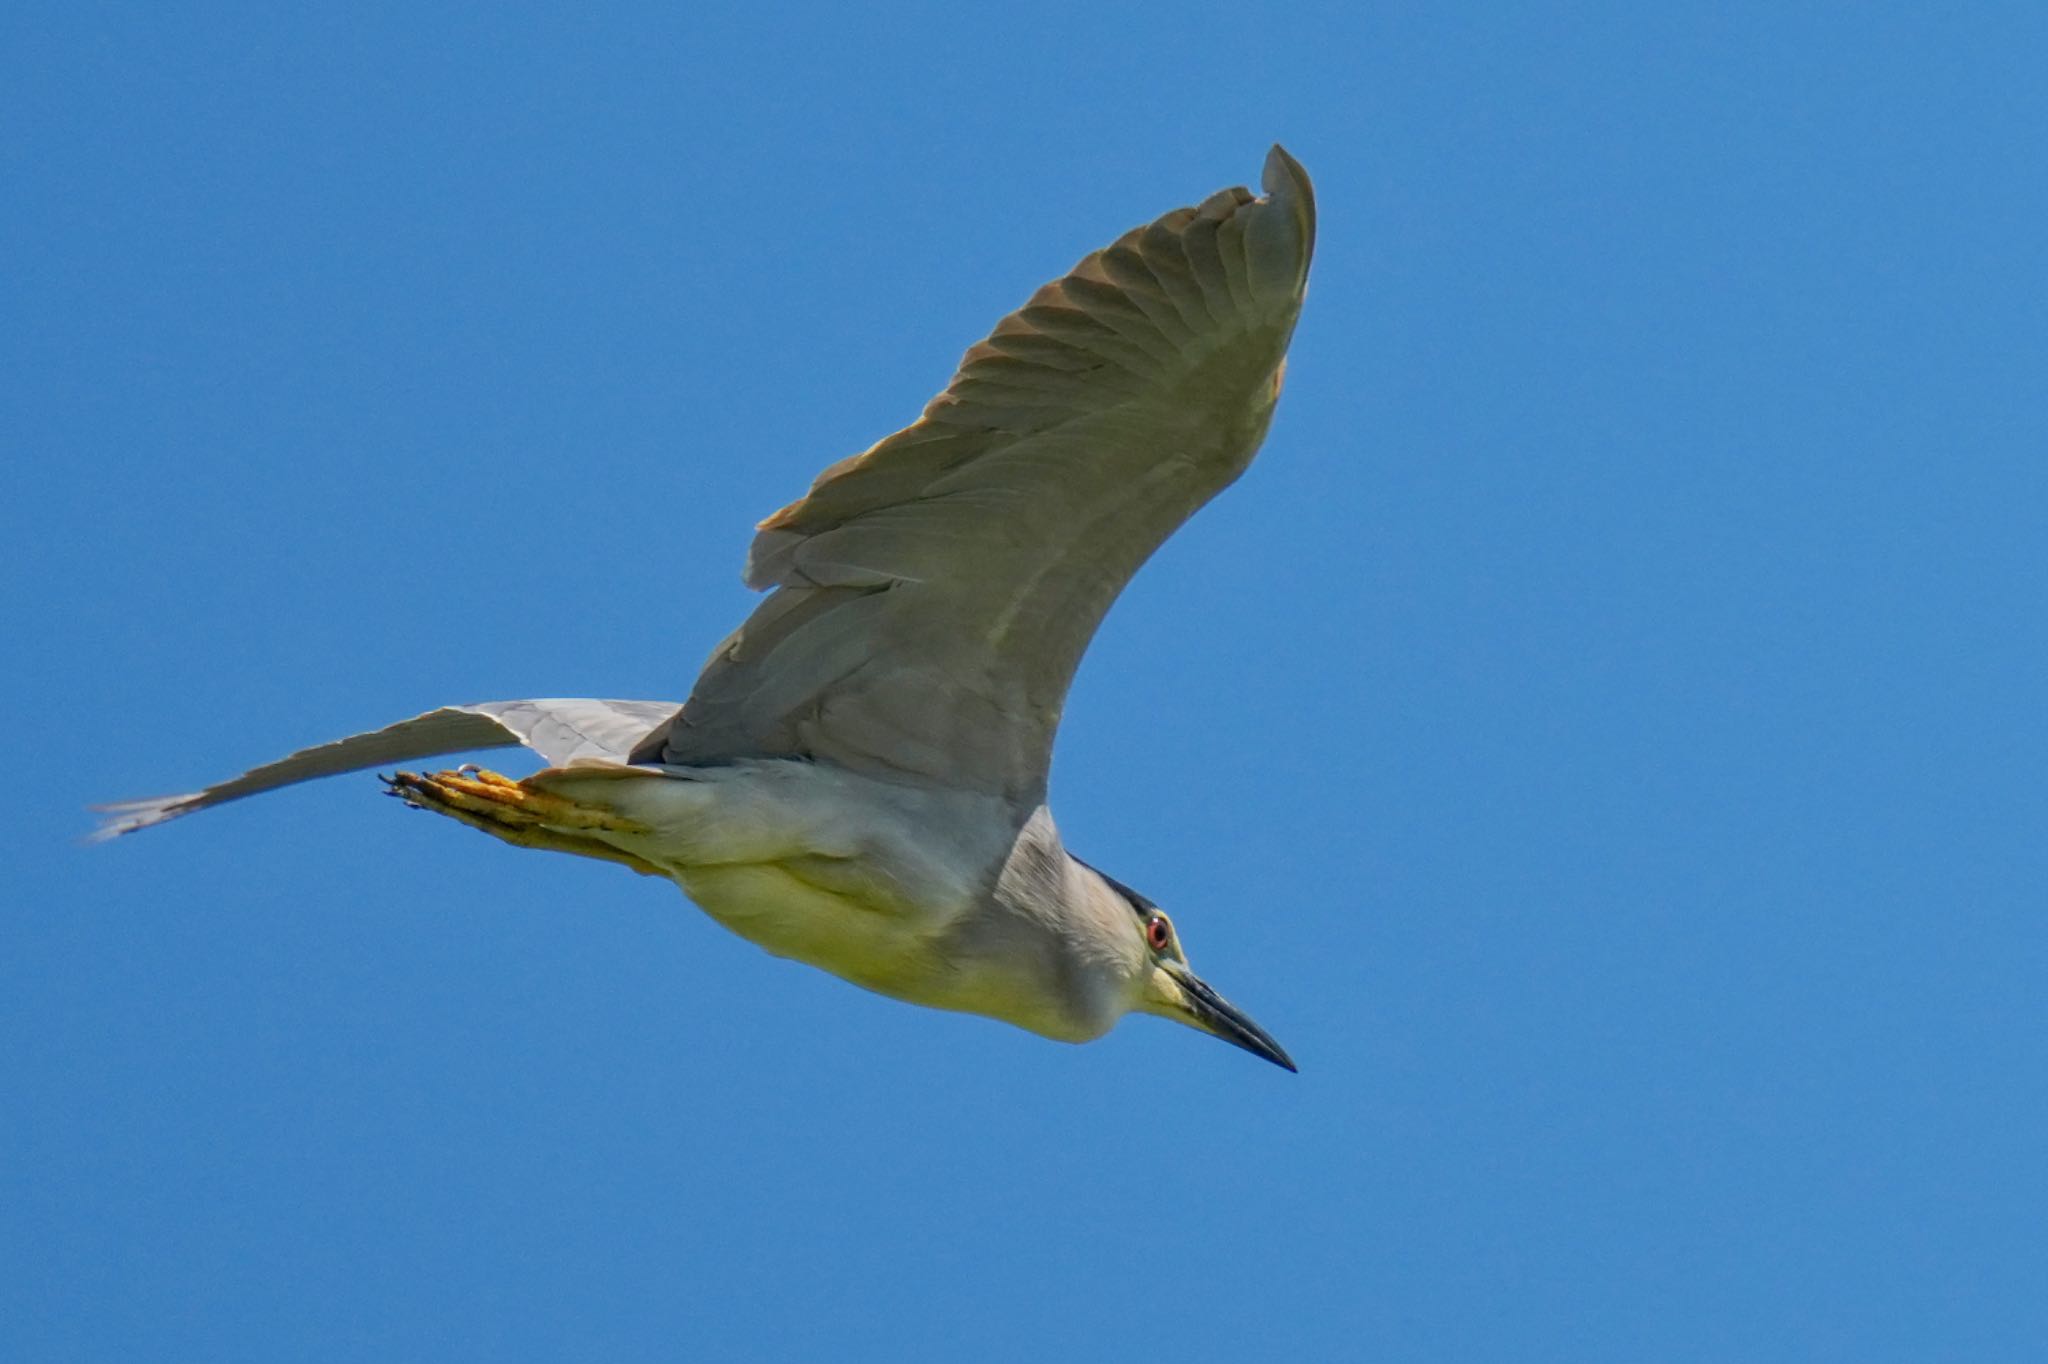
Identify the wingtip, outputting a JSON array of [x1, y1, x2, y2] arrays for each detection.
[[1263, 143, 1307, 187], [85, 794, 198, 842], [1239, 144, 1315, 299], [1260, 143, 1316, 249]]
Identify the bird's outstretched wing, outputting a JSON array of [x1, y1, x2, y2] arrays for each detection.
[[632, 146, 1316, 806], [92, 698, 680, 839]]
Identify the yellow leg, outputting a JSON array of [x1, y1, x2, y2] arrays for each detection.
[[383, 767, 664, 877]]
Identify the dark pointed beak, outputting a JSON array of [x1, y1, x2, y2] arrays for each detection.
[[1171, 966, 1297, 1072]]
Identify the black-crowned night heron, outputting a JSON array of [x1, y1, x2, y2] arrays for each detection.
[[98, 147, 1316, 1070]]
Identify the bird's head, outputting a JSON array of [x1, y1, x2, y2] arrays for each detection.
[[1085, 864, 1295, 1072]]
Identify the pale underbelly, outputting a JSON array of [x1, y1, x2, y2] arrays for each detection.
[[665, 862, 1102, 1042]]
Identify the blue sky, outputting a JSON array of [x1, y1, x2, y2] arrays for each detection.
[[7, 3, 2046, 1359]]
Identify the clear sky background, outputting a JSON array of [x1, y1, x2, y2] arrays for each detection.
[[7, 3, 2046, 1360]]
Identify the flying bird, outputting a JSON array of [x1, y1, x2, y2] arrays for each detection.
[[98, 147, 1316, 1069]]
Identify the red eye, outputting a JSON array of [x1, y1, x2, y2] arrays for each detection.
[[1146, 917, 1171, 951]]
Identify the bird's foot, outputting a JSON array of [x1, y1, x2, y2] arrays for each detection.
[[385, 767, 645, 833], [382, 767, 663, 875], [385, 766, 536, 822]]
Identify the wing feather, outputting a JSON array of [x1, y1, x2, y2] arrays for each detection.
[[93, 698, 679, 838], [633, 147, 1315, 806]]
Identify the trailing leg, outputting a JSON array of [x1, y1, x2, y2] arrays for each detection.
[[383, 766, 665, 876]]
